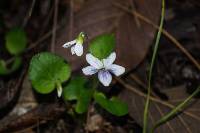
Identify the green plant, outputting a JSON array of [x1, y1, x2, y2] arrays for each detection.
[[142, 0, 200, 132], [29, 52, 71, 97], [94, 92, 128, 116], [29, 33, 128, 116], [0, 27, 27, 75], [142, 0, 165, 132], [5, 28, 27, 55]]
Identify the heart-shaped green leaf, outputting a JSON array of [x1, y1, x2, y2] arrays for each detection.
[[89, 34, 115, 59], [29, 52, 71, 94], [94, 92, 128, 116], [5, 28, 27, 55], [63, 76, 93, 114]]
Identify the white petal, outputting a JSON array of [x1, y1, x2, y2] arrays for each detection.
[[107, 64, 125, 76], [82, 66, 98, 75], [57, 86, 62, 97], [86, 54, 103, 69], [71, 46, 75, 55], [74, 43, 83, 56], [98, 70, 112, 86], [103, 52, 116, 68], [62, 40, 76, 48]]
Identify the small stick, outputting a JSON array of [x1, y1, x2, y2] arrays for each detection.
[[22, 0, 36, 28], [51, 0, 59, 53]]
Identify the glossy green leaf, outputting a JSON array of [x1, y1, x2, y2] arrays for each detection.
[[0, 57, 22, 75], [94, 92, 128, 116], [29, 52, 71, 94], [89, 34, 115, 59], [5, 28, 27, 55], [63, 76, 93, 114]]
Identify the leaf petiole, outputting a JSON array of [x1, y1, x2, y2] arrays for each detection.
[[56, 81, 63, 97]]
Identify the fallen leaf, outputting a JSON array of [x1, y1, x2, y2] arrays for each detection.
[[54, 0, 161, 71], [120, 81, 200, 133]]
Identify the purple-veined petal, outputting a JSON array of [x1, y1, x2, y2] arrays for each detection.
[[62, 40, 76, 48], [107, 64, 125, 76], [74, 43, 83, 56], [98, 70, 112, 86], [71, 46, 75, 55], [82, 66, 98, 75], [103, 52, 116, 68], [86, 54, 103, 69]]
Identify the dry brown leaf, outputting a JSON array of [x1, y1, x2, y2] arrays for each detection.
[[120, 82, 200, 133], [54, 0, 161, 71]]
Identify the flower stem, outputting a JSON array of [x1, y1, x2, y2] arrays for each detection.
[[142, 0, 165, 132], [150, 86, 200, 133], [56, 81, 63, 97]]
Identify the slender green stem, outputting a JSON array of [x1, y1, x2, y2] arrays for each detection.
[[150, 86, 200, 133], [143, 0, 165, 133]]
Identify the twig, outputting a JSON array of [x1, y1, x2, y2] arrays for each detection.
[[22, 0, 36, 28], [51, 0, 59, 53], [69, 0, 74, 40], [26, 26, 61, 52], [13, 120, 45, 133], [39, 6, 54, 37], [0, 103, 66, 133], [6, 25, 61, 64], [129, 0, 141, 28], [85, 104, 92, 133]]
